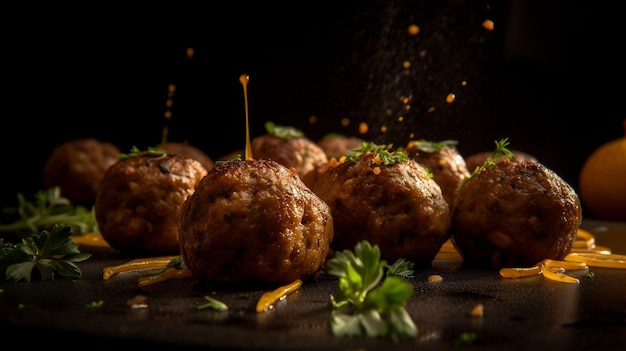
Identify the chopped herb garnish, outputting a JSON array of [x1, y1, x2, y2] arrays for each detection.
[[406, 139, 459, 153], [265, 121, 304, 140], [346, 142, 409, 165], [118, 146, 174, 160], [0, 224, 91, 281], [215, 154, 243, 166], [326, 240, 418, 342], [0, 187, 98, 237], [197, 295, 229, 311]]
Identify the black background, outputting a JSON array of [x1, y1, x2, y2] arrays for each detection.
[[2, 0, 623, 215]]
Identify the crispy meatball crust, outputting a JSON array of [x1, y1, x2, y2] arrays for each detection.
[[178, 158, 334, 286], [251, 135, 328, 179], [95, 155, 207, 256], [451, 159, 582, 268], [405, 144, 470, 207], [43, 138, 120, 205], [311, 153, 451, 267]]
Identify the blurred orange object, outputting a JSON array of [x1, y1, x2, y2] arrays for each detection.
[[578, 119, 626, 221]]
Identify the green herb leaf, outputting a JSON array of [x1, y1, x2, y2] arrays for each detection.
[[326, 240, 418, 342], [215, 154, 243, 166], [86, 300, 104, 309], [118, 146, 173, 160], [197, 295, 229, 311], [468, 138, 513, 178], [385, 258, 414, 279], [0, 224, 91, 281], [265, 121, 304, 140], [406, 139, 459, 153], [0, 187, 98, 236]]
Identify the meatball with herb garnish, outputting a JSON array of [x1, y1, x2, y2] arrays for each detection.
[[451, 138, 582, 269], [251, 121, 328, 180], [43, 138, 120, 205], [310, 142, 451, 267], [178, 158, 334, 286], [404, 139, 470, 207], [95, 147, 208, 256]]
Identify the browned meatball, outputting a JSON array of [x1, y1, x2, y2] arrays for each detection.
[[317, 134, 364, 160], [451, 158, 582, 269], [43, 138, 120, 205], [95, 154, 208, 256], [404, 140, 470, 207], [311, 148, 451, 267], [251, 123, 328, 180], [157, 141, 215, 171], [178, 158, 334, 286], [465, 149, 537, 174]]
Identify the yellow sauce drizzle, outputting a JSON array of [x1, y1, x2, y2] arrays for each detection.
[[72, 232, 111, 249], [499, 228, 626, 283], [102, 256, 179, 280], [240, 74, 253, 160], [256, 279, 303, 313]]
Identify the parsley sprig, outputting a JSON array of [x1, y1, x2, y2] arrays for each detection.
[[0, 224, 91, 281], [326, 240, 418, 342], [468, 138, 514, 178], [346, 142, 409, 165], [0, 187, 98, 237]]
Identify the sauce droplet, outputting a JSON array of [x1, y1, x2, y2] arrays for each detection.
[[240, 74, 253, 160]]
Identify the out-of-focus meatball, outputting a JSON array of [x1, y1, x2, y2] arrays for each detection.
[[317, 134, 364, 160], [311, 144, 451, 267], [251, 122, 328, 180], [451, 158, 582, 269], [95, 152, 207, 256], [157, 141, 215, 171], [465, 149, 537, 174], [178, 158, 334, 286], [404, 139, 470, 207], [43, 138, 120, 205]]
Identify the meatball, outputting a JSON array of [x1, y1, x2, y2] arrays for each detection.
[[95, 153, 208, 256], [451, 158, 582, 269], [404, 140, 470, 207], [251, 123, 328, 180], [43, 138, 120, 205], [157, 141, 215, 171], [310, 147, 451, 267], [317, 134, 364, 160], [178, 158, 334, 285]]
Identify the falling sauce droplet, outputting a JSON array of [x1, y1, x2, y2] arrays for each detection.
[[161, 84, 177, 145], [482, 19, 494, 31], [446, 93, 456, 103], [359, 122, 369, 135], [240, 74, 253, 160], [408, 24, 420, 36]]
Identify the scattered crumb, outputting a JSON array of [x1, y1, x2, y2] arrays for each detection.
[[428, 274, 443, 282], [470, 303, 484, 318], [127, 295, 148, 309]]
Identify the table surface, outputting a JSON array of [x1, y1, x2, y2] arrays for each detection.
[[1, 219, 625, 350]]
